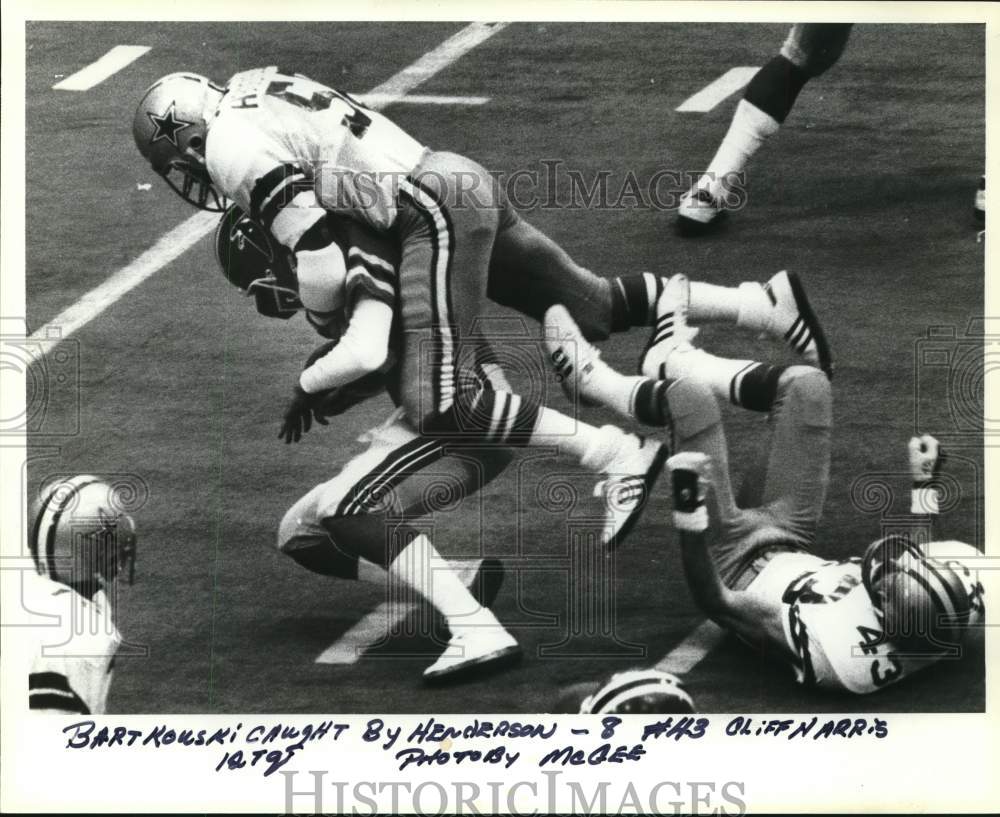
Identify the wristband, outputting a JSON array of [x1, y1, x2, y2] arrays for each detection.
[[673, 506, 709, 532], [911, 485, 939, 515]]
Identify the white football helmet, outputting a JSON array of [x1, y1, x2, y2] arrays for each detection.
[[133, 72, 226, 211], [31, 475, 137, 597], [580, 668, 696, 714]]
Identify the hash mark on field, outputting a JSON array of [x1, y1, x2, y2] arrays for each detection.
[[653, 619, 725, 674], [52, 46, 151, 91], [29, 22, 509, 353], [676, 67, 759, 113], [315, 559, 485, 665]]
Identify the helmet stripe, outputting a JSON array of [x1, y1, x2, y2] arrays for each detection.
[[41, 477, 100, 582], [903, 566, 954, 619], [923, 558, 966, 618], [591, 676, 673, 714]]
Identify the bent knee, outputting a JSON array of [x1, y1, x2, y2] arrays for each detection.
[[666, 378, 721, 438], [780, 24, 850, 77], [778, 366, 832, 427]]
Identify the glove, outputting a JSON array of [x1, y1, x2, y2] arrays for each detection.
[[908, 434, 943, 483], [908, 434, 943, 514], [667, 452, 711, 532], [279, 384, 326, 444]]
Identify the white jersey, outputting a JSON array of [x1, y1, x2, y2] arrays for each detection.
[[206, 67, 428, 246], [24, 572, 121, 715], [747, 542, 985, 694]]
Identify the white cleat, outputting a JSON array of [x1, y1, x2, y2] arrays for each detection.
[[423, 627, 521, 684], [761, 270, 833, 379], [677, 188, 725, 236], [544, 305, 608, 408], [640, 274, 698, 381], [586, 427, 668, 551]]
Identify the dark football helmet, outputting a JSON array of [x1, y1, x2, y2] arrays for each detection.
[[215, 205, 303, 319], [579, 668, 696, 714]]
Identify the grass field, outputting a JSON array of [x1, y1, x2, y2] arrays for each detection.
[[23, 21, 985, 713]]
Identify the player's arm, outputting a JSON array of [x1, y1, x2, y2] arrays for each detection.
[[668, 454, 795, 661], [297, 220, 399, 392]]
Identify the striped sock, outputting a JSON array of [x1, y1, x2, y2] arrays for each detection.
[[630, 378, 672, 427], [610, 272, 664, 330], [730, 363, 786, 412], [462, 389, 542, 446]]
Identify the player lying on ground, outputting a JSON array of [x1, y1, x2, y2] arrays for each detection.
[[546, 275, 985, 693], [677, 23, 852, 234], [24, 476, 137, 714], [136, 67, 832, 550]]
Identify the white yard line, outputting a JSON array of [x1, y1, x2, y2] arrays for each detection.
[[358, 93, 490, 106], [29, 22, 509, 351], [675, 66, 759, 113], [52, 45, 151, 91], [315, 559, 484, 665], [653, 619, 725, 674]]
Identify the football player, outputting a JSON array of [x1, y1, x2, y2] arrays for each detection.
[[546, 277, 985, 694], [24, 476, 137, 714], [216, 208, 520, 680], [677, 23, 853, 233], [136, 67, 806, 550]]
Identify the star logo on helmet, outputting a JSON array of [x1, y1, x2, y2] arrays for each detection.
[[147, 102, 192, 147]]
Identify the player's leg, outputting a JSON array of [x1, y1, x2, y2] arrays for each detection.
[[756, 365, 833, 542], [397, 152, 668, 548], [678, 23, 853, 233]]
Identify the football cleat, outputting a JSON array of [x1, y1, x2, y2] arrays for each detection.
[[423, 628, 522, 684], [640, 274, 697, 381], [586, 427, 668, 551], [580, 668, 696, 714], [761, 271, 833, 379], [133, 73, 227, 211], [677, 188, 725, 236], [544, 305, 607, 408], [975, 175, 985, 223]]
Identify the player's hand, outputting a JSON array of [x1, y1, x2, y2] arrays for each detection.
[[667, 452, 711, 533], [279, 385, 323, 444], [908, 434, 943, 484]]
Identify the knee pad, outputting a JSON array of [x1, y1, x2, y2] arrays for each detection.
[[666, 378, 721, 439], [779, 367, 832, 428], [280, 535, 361, 580], [780, 23, 851, 77]]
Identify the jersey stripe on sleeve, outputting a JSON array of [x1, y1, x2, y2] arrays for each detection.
[[29, 671, 91, 715]]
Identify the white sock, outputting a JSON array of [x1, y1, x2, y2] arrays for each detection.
[[689, 281, 742, 323], [387, 534, 497, 632], [696, 100, 782, 199], [669, 348, 757, 403], [735, 281, 773, 332], [526, 406, 602, 460], [579, 424, 633, 473]]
